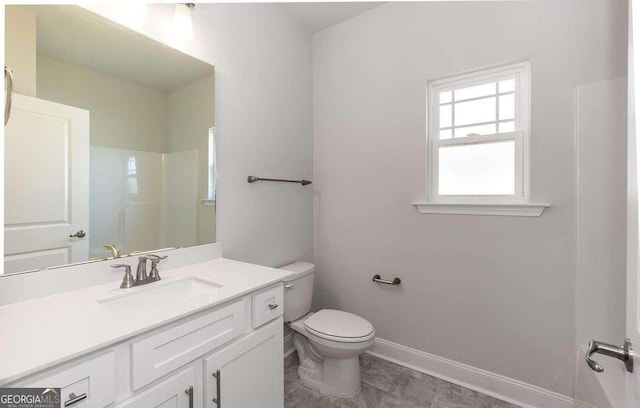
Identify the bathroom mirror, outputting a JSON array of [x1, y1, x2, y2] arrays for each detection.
[[3, 5, 216, 275]]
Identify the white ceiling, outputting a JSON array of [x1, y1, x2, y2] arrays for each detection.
[[28, 5, 215, 91], [279, 2, 384, 33]]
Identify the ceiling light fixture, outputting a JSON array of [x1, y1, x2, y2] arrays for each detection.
[[171, 3, 195, 43]]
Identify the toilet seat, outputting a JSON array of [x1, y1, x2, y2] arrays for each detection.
[[304, 309, 374, 343]]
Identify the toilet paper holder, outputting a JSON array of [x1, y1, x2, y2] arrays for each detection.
[[372, 274, 401, 285]]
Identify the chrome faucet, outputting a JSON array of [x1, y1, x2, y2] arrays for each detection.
[[103, 244, 120, 258], [111, 254, 168, 289]]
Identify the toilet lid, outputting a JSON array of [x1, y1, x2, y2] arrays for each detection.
[[304, 309, 374, 339]]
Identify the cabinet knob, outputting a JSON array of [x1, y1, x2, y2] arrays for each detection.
[[268, 303, 278, 310]]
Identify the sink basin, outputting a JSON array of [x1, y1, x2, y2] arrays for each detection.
[[98, 277, 223, 317]]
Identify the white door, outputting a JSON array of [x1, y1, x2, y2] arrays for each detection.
[[204, 319, 284, 408], [629, 2, 640, 404], [116, 366, 200, 408], [576, 4, 638, 406], [4, 94, 89, 274]]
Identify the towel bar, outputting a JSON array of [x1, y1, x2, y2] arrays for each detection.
[[372, 274, 401, 285], [247, 175, 311, 186]]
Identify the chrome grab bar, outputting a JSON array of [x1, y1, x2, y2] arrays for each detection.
[[372, 274, 401, 285], [247, 175, 311, 186], [5, 66, 13, 126], [586, 338, 633, 373]]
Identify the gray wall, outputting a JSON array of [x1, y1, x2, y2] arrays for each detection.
[[312, 0, 627, 397], [192, 4, 313, 267], [574, 78, 627, 406], [576, 79, 627, 350]]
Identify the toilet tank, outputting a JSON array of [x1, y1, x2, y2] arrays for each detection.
[[279, 262, 315, 322]]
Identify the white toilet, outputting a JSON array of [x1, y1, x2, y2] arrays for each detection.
[[280, 262, 375, 397]]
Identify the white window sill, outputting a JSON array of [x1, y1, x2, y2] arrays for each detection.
[[412, 201, 550, 217]]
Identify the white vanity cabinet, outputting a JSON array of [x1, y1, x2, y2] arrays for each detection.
[[204, 319, 283, 408], [5, 283, 285, 408]]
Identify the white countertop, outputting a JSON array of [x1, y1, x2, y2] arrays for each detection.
[[0, 258, 293, 385]]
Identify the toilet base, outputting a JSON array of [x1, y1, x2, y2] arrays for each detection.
[[304, 355, 362, 398], [292, 332, 363, 398]]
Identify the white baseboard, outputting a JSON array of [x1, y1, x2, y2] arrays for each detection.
[[368, 338, 574, 408]]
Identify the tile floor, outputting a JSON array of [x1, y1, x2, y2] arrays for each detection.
[[284, 352, 521, 408]]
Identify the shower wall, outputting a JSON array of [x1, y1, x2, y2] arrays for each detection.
[[164, 149, 199, 249], [90, 147, 199, 257]]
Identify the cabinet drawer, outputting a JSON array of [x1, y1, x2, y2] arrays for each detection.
[[16, 352, 115, 408], [131, 300, 245, 390], [251, 285, 283, 328]]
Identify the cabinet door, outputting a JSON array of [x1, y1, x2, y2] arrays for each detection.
[[204, 318, 283, 408], [116, 366, 200, 408]]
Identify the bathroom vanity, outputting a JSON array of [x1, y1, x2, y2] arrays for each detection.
[[0, 258, 292, 408]]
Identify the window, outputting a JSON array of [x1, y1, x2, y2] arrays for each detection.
[[201, 126, 217, 206], [207, 126, 217, 201], [127, 156, 138, 195], [427, 62, 530, 203]]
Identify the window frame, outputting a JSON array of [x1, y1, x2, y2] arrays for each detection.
[[426, 61, 531, 204]]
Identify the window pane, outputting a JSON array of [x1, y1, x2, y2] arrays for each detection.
[[453, 123, 496, 138], [439, 91, 452, 104], [499, 121, 515, 133], [439, 104, 452, 128], [499, 94, 515, 120], [440, 129, 452, 139], [499, 78, 515, 93], [454, 97, 495, 126], [454, 82, 496, 101], [438, 140, 515, 195]]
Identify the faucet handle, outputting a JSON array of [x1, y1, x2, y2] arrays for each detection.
[[111, 264, 135, 289], [147, 255, 167, 281], [147, 254, 168, 261]]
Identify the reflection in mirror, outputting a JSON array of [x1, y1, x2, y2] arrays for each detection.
[[3, 5, 216, 275]]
